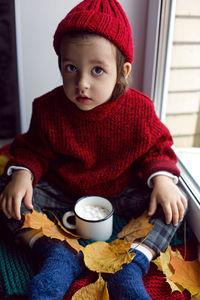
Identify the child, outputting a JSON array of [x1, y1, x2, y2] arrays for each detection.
[[0, 0, 187, 299]]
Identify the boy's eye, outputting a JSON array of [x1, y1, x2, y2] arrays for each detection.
[[65, 64, 77, 73], [92, 67, 104, 76]]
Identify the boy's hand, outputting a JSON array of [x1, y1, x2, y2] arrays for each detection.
[[0, 170, 33, 220], [148, 175, 187, 226]]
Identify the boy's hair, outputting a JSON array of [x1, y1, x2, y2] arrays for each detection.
[[113, 47, 129, 100], [58, 32, 129, 100]]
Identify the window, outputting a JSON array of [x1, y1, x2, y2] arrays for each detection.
[[143, 0, 200, 240], [165, 0, 200, 188]]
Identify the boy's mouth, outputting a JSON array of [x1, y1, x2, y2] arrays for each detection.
[[76, 96, 91, 104]]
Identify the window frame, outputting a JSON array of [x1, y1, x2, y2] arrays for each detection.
[[143, 0, 200, 241], [143, 0, 176, 122]]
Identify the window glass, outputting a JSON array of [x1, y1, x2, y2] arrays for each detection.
[[164, 0, 200, 187]]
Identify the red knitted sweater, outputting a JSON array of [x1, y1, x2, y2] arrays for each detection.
[[6, 86, 180, 198]]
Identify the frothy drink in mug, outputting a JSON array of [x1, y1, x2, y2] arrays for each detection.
[[62, 196, 114, 240], [77, 205, 110, 220]]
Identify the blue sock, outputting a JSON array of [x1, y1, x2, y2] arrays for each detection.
[[103, 249, 151, 300], [29, 237, 85, 300]]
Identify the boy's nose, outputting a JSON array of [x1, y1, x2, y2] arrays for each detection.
[[77, 73, 90, 90]]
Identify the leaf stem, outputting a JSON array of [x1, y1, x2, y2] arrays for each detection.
[[128, 235, 148, 253]]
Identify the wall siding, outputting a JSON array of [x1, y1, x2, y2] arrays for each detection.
[[165, 0, 200, 147]]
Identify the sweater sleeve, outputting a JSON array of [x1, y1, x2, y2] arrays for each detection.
[[5, 100, 56, 185], [136, 99, 180, 183]]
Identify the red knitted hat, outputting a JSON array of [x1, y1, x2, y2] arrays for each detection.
[[53, 0, 133, 63]]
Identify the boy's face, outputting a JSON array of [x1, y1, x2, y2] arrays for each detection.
[[60, 35, 118, 111]]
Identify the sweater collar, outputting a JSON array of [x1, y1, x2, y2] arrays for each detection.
[[61, 86, 128, 121]]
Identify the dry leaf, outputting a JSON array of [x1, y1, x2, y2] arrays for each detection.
[[42, 223, 70, 241], [118, 211, 154, 242], [22, 210, 83, 253], [154, 246, 200, 297], [22, 209, 52, 230], [82, 239, 135, 274], [43, 209, 79, 238], [65, 237, 83, 253], [169, 256, 200, 297], [193, 292, 200, 300], [0, 154, 9, 175], [72, 273, 109, 300], [153, 246, 184, 293]]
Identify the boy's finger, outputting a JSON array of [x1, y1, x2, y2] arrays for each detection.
[[3, 210, 12, 219], [24, 193, 33, 210], [6, 196, 13, 218], [171, 203, 179, 226], [162, 203, 172, 224], [1, 197, 12, 219], [181, 195, 188, 210], [148, 195, 157, 216], [177, 201, 185, 222], [12, 196, 22, 220]]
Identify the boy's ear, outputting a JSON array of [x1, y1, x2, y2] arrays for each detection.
[[123, 62, 132, 78]]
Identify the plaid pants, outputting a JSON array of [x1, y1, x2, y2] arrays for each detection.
[[0, 175, 187, 253]]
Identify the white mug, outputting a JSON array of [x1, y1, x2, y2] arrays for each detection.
[[62, 196, 114, 241]]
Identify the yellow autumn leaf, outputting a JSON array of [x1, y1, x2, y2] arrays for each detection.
[[22, 210, 83, 253], [22, 209, 52, 230], [82, 239, 135, 274], [0, 154, 9, 175], [42, 223, 70, 241], [169, 256, 200, 297], [43, 209, 79, 238], [118, 211, 154, 242], [66, 237, 84, 253], [193, 292, 200, 299], [22, 209, 78, 238], [153, 246, 184, 293], [72, 273, 109, 300]]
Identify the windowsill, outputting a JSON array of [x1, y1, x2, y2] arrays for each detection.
[[177, 147, 200, 187]]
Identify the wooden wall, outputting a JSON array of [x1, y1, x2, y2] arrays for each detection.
[[165, 0, 200, 147]]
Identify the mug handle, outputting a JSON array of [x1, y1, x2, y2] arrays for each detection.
[[62, 211, 76, 229]]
